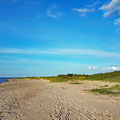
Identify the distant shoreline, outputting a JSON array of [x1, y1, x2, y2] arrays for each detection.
[[0, 77, 20, 84], [0, 78, 8, 84]]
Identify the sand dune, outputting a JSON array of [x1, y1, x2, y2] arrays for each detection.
[[0, 79, 120, 120]]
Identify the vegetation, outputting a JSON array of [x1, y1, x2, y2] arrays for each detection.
[[19, 71, 120, 83], [42, 71, 120, 83], [85, 71, 120, 82], [18, 71, 120, 96], [40, 74, 87, 82], [43, 76, 68, 83], [69, 82, 82, 85], [90, 85, 120, 96]]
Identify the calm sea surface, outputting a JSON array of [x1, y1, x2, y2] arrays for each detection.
[[0, 77, 18, 84]]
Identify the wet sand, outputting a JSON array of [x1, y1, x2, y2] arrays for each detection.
[[0, 79, 120, 120]]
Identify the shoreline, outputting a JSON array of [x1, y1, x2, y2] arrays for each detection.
[[0, 77, 20, 84], [0, 79, 9, 84]]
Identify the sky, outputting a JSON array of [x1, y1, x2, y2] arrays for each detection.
[[0, 0, 120, 77]]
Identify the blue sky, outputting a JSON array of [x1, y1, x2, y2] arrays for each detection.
[[0, 0, 120, 77]]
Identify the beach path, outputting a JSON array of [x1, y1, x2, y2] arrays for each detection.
[[0, 79, 120, 120]]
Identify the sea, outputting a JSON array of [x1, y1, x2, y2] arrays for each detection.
[[0, 77, 17, 84]]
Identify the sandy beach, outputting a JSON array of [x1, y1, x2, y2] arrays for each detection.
[[0, 79, 120, 120]]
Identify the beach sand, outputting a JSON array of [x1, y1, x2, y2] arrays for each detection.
[[0, 79, 120, 120]]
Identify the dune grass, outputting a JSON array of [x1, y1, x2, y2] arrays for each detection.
[[84, 71, 120, 83], [47, 77, 68, 83], [41, 71, 120, 83], [40, 77, 83, 83], [69, 82, 82, 85], [19, 76, 84, 83], [18, 71, 120, 83], [90, 85, 120, 96], [39, 75, 85, 83]]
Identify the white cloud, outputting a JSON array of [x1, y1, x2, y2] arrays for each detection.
[[89, 66, 98, 70], [73, 0, 102, 16], [73, 8, 94, 16], [46, 10, 57, 18], [0, 48, 120, 58], [92, 0, 102, 6], [103, 66, 120, 71], [99, 0, 120, 17], [46, 4, 61, 18], [114, 18, 120, 26], [86, 0, 102, 8]]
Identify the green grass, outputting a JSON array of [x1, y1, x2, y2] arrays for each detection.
[[69, 82, 82, 85], [39, 76, 68, 82], [18, 71, 120, 83], [90, 85, 120, 96], [84, 71, 120, 83], [40, 76, 85, 83], [100, 76, 120, 82], [49, 77, 68, 82]]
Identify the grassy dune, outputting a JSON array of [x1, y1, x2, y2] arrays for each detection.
[[19, 71, 120, 95], [39, 71, 120, 83], [85, 71, 120, 82], [19, 71, 120, 83], [90, 85, 120, 96]]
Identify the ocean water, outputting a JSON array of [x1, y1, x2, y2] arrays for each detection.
[[0, 78, 9, 83], [0, 77, 18, 84], [0, 77, 19, 84]]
